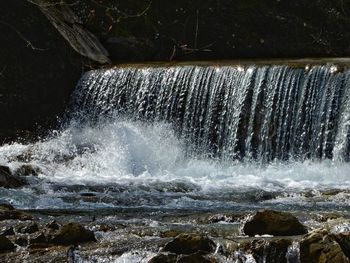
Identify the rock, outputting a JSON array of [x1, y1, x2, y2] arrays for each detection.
[[0, 236, 16, 252], [148, 253, 178, 263], [177, 252, 218, 263], [46, 220, 60, 230], [300, 229, 349, 263], [50, 223, 96, 245], [0, 227, 14, 236], [14, 164, 39, 177], [243, 210, 307, 236], [0, 165, 26, 188], [16, 222, 39, 234], [29, 232, 47, 244], [0, 204, 15, 210], [15, 236, 28, 247], [162, 234, 216, 255], [330, 232, 350, 259], [0, 204, 32, 221]]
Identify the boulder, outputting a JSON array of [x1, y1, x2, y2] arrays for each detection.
[[243, 210, 307, 236], [0, 236, 16, 252], [50, 223, 96, 245], [0, 165, 26, 188], [162, 234, 216, 255], [300, 229, 349, 263], [0, 204, 32, 221]]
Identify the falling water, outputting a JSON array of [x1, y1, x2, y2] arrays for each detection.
[[70, 64, 350, 162]]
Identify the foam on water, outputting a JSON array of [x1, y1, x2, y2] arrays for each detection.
[[0, 119, 349, 210]]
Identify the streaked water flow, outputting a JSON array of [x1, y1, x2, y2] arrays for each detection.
[[71, 65, 350, 161]]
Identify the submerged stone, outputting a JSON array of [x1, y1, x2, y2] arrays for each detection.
[[243, 210, 307, 236]]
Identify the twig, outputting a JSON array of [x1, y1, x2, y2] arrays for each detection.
[[194, 9, 199, 49], [0, 21, 48, 51], [90, 0, 152, 19]]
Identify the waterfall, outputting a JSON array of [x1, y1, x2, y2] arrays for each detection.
[[69, 64, 350, 162]]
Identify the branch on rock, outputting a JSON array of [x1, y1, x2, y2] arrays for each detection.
[[27, 0, 111, 64]]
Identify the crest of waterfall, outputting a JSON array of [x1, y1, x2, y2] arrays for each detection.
[[69, 64, 350, 161]]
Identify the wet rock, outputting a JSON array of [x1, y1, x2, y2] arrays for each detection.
[[177, 252, 218, 263], [14, 164, 40, 177], [162, 234, 216, 255], [0, 165, 26, 188], [300, 229, 349, 263], [243, 210, 307, 236], [330, 232, 350, 259], [29, 232, 47, 245], [148, 253, 178, 263], [0, 204, 32, 221], [0, 236, 16, 252], [50, 222, 96, 245], [46, 220, 60, 230], [0, 226, 14, 236], [216, 239, 239, 256], [16, 222, 39, 234], [251, 239, 292, 263], [15, 236, 28, 247]]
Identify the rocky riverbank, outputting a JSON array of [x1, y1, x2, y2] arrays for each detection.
[[0, 203, 349, 262]]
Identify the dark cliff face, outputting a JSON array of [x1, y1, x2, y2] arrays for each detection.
[[73, 0, 350, 61], [1, 0, 350, 142], [0, 0, 82, 142]]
